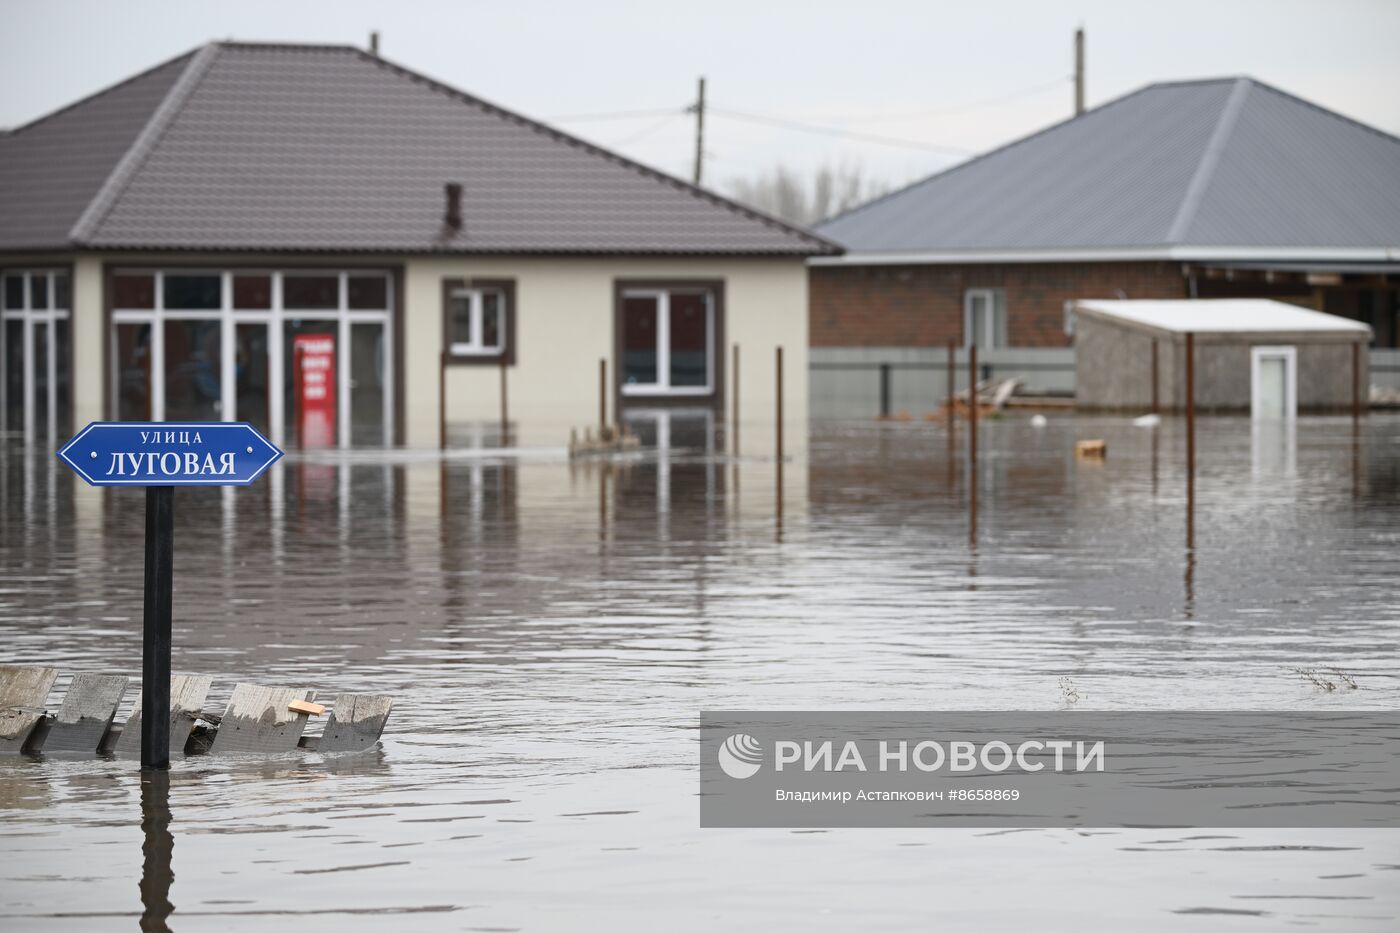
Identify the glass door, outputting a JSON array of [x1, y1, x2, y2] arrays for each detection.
[[234, 322, 271, 436], [349, 321, 389, 447]]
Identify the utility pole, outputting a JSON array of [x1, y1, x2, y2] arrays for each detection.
[[1074, 28, 1085, 116], [691, 76, 706, 186]]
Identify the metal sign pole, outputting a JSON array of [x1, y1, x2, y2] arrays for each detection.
[[142, 485, 174, 769], [57, 421, 283, 769]]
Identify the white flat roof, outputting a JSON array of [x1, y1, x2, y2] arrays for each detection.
[[1072, 298, 1372, 335]]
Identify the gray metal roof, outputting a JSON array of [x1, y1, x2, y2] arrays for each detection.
[[817, 77, 1400, 256], [0, 42, 837, 256]]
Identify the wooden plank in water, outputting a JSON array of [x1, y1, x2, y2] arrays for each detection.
[[41, 673, 129, 755], [115, 674, 214, 759], [315, 694, 393, 752], [208, 684, 316, 754], [0, 665, 59, 755]]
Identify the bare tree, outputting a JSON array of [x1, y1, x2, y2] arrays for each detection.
[[726, 161, 889, 226]]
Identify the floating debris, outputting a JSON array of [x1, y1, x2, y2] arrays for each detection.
[[1075, 439, 1107, 459], [0, 666, 391, 759], [569, 424, 640, 459]]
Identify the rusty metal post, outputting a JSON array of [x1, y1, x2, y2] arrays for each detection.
[[1185, 332, 1195, 478], [599, 358, 607, 429], [1352, 341, 1360, 425], [947, 339, 956, 410], [775, 345, 784, 538], [947, 339, 957, 428], [968, 342, 978, 539], [732, 343, 740, 456], [1184, 331, 1196, 616], [499, 353, 508, 444], [1151, 338, 1159, 415], [775, 346, 784, 463]]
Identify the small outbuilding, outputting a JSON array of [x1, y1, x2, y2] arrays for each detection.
[[1072, 299, 1371, 415]]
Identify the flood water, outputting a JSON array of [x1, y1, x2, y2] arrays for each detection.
[[2, 414, 1398, 931]]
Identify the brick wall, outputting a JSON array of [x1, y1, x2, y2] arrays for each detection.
[[809, 261, 1188, 348]]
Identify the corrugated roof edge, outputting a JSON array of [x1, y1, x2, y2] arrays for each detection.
[[70, 44, 222, 244], [74, 243, 830, 257], [1, 47, 197, 137], [1242, 78, 1400, 149], [336, 41, 843, 256], [816, 76, 1250, 236]]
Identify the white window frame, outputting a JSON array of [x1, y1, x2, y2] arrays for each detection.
[[2, 268, 71, 442], [963, 288, 1007, 349], [620, 289, 714, 396], [446, 288, 506, 357], [110, 269, 395, 449], [1250, 345, 1297, 421]]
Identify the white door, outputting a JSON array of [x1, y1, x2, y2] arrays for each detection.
[[1251, 346, 1296, 421], [963, 289, 1006, 348]]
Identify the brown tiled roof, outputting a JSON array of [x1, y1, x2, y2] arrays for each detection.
[[1, 42, 838, 256], [0, 51, 195, 252]]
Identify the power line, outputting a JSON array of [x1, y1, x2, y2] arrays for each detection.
[[827, 76, 1072, 124], [607, 113, 685, 148], [547, 106, 685, 123], [708, 107, 972, 155]]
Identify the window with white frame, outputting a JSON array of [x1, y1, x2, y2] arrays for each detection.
[[620, 288, 714, 395], [2, 268, 72, 440], [964, 288, 1008, 348], [108, 268, 395, 449], [445, 287, 506, 357]]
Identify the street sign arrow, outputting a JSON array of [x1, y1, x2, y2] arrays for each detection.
[[56, 422, 283, 487]]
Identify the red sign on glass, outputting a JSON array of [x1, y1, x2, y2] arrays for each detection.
[[293, 334, 335, 447]]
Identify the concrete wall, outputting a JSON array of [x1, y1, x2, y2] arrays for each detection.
[[1076, 313, 1368, 413], [810, 346, 1074, 419], [1372, 349, 1400, 392]]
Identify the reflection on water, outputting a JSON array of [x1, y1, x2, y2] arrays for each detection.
[[139, 771, 173, 933], [1, 413, 1399, 930]]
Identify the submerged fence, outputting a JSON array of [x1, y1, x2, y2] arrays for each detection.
[[812, 347, 1400, 419], [810, 347, 1075, 419]]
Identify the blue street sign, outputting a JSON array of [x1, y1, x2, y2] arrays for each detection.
[[56, 422, 283, 487]]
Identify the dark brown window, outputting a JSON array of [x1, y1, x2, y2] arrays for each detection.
[[233, 274, 272, 309], [2, 275, 22, 310], [348, 275, 389, 310], [163, 274, 221, 310], [113, 273, 155, 310], [442, 278, 515, 365], [283, 275, 338, 310]]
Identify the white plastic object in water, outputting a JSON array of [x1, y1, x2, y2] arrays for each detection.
[[1029, 414, 1048, 427], [1133, 414, 1162, 428]]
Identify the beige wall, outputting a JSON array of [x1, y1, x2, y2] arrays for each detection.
[[407, 257, 808, 454], [72, 254, 105, 428]]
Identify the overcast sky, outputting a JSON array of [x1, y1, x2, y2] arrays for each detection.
[[2, 0, 1397, 194]]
